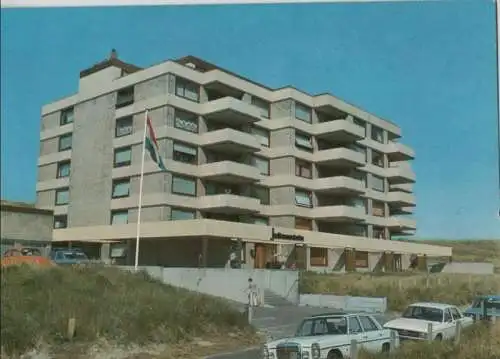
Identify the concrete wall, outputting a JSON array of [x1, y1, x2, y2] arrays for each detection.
[[441, 262, 494, 275], [299, 294, 387, 313], [120, 266, 300, 304]]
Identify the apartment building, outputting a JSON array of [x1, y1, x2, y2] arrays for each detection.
[[36, 51, 452, 271]]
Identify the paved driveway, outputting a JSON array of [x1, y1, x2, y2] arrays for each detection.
[[206, 305, 397, 359]]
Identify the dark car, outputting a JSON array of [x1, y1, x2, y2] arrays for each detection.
[[50, 248, 90, 265]]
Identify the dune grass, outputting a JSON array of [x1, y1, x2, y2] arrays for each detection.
[[0, 265, 258, 358], [360, 321, 500, 359], [300, 271, 500, 312]]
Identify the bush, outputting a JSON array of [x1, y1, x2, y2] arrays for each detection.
[[0, 265, 253, 356], [359, 322, 500, 359], [299, 271, 500, 311]]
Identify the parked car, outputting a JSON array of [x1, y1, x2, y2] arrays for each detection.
[[383, 302, 474, 341], [262, 312, 399, 359], [463, 295, 500, 321], [1, 246, 54, 267], [50, 248, 90, 265]]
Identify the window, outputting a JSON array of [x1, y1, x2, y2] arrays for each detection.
[[60, 107, 74, 126], [116, 87, 135, 108], [174, 109, 198, 133], [115, 116, 133, 137], [251, 186, 269, 205], [295, 189, 312, 207], [173, 142, 197, 164], [355, 251, 369, 268], [348, 316, 363, 334], [371, 125, 384, 143], [252, 216, 268, 225], [251, 126, 270, 147], [58, 133, 72, 151], [110, 210, 129, 224], [310, 247, 328, 267], [352, 170, 367, 188], [449, 307, 463, 320], [295, 102, 312, 123], [351, 198, 367, 213], [295, 217, 312, 230], [251, 156, 269, 175], [171, 208, 196, 220], [55, 188, 69, 205], [295, 160, 312, 178], [373, 226, 386, 239], [372, 150, 384, 167], [351, 144, 367, 162], [251, 97, 270, 118], [53, 215, 67, 229], [172, 175, 196, 196], [358, 316, 379, 331], [112, 178, 131, 198], [175, 77, 200, 102], [444, 309, 452, 322], [295, 132, 313, 151], [371, 175, 385, 192], [57, 161, 71, 178], [114, 147, 132, 168], [372, 200, 385, 217], [353, 117, 366, 137]]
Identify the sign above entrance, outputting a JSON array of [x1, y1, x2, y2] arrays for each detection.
[[270, 228, 305, 242]]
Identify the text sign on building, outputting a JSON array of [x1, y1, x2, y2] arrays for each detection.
[[270, 228, 305, 242]]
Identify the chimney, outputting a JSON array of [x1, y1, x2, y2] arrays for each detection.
[[110, 49, 118, 60]]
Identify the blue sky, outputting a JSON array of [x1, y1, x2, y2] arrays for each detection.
[[1, 1, 498, 239]]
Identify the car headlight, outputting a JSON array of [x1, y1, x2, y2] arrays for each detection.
[[419, 332, 427, 338], [311, 343, 321, 359]]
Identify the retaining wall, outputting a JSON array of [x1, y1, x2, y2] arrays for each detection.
[[299, 294, 387, 313]]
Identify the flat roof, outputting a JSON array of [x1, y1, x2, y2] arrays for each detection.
[[0, 200, 53, 215]]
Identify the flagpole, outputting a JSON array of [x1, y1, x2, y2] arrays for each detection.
[[134, 109, 149, 271]]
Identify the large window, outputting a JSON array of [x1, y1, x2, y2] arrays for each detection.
[[372, 200, 385, 217], [110, 210, 129, 225], [171, 208, 196, 220], [112, 178, 131, 198], [371, 125, 384, 143], [60, 107, 74, 126], [55, 188, 69, 205], [251, 97, 270, 119], [175, 77, 200, 102], [371, 175, 385, 192], [372, 150, 384, 167], [251, 156, 269, 175], [355, 251, 369, 268], [114, 147, 132, 168], [116, 86, 135, 108], [295, 102, 312, 123], [373, 226, 386, 239], [295, 160, 312, 178], [310, 247, 328, 267], [351, 144, 367, 163], [251, 186, 269, 205], [174, 109, 198, 133], [53, 215, 68, 229], [295, 189, 312, 207], [172, 175, 196, 196], [251, 126, 270, 147], [173, 142, 197, 164], [295, 132, 313, 151], [58, 133, 72, 151], [115, 116, 133, 137], [57, 161, 71, 178], [252, 216, 269, 225], [353, 117, 366, 137]]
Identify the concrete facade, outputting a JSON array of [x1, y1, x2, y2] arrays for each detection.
[[36, 52, 452, 271], [0, 200, 54, 255]]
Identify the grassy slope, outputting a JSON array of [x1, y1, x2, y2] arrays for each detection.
[[0, 265, 259, 358]]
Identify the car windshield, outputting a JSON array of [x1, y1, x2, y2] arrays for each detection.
[[62, 251, 88, 260], [471, 299, 500, 310], [402, 306, 443, 322], [295, 316, 348, 337]]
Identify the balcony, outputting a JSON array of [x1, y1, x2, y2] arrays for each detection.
[[201, 97, 261, 125], [387, 141, 415, 161], [387, 216, 417, 230], [198, 194, 260, 214], [198, 161, 261, 184], [387, 191, 416, 207], [201, 128, 261, 153], [314, 120, 365, 143], [312, 205, 366, 222], [314, 176, 365, 194], [387, 163, 416, 184], [314, 148, 365, 167], [390, 183, 414, 193]]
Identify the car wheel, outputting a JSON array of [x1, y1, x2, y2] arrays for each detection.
[[327, 349, 343, 359], [382, 343, 391, 353], [435, 334, 443, 341]]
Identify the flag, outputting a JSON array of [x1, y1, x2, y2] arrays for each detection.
[[144, 116, 167, 171]]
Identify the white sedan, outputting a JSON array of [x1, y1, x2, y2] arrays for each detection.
[[262, 312, 399, 359], [383, 302, 474, 341]]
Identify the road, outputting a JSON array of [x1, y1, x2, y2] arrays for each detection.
[[205, 305, 396, 359]]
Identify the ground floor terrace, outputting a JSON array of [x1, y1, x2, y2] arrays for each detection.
[[52, 219, 452, 272]]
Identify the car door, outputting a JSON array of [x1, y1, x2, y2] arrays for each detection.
[[450, 306, 471, 328], [442, 308, 456, 339], [347, 316, 365, 356], [357, 315, 385, 353]]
